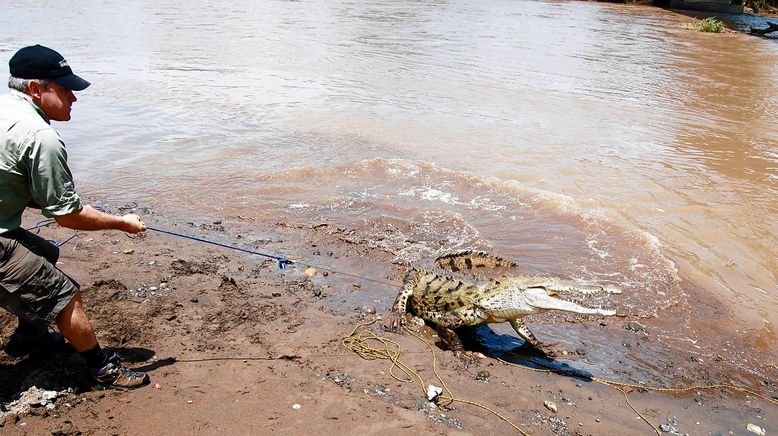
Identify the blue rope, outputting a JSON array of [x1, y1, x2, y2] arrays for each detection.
[[27, 219, 79, 247], [147, 226, 294, 269]]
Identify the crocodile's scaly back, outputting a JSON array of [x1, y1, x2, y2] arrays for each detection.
[[405, 268, 484, 314], [433, 250, 517, 274]]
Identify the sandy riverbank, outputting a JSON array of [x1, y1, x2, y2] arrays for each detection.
[[1, 206, 776, 435]]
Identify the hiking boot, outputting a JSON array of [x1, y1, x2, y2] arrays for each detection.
[[89, 360, 150, 390], [3, 329, 68, 357]]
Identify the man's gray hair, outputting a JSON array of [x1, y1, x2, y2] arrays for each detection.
[[8, 76, 50, 93]]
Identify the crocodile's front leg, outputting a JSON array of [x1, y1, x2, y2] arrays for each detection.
[[387, 275, 417, 332], [509, 318, 558, 357]]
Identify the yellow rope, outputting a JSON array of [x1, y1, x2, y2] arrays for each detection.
[[342, 320, 529, 435], [343, 320, 778, 435], [497, 357, 778, 435]]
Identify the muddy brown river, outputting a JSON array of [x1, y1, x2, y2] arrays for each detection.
[[2, 1, 776, 387]]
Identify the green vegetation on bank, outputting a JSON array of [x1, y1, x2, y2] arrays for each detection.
[[746, 0, 778, 13], [686, 17, 726, 32]]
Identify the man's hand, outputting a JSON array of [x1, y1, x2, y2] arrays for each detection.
[[120, 214, 146, 233]]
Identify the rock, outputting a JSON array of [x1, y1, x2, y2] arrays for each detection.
[[272, 292, 282, 297], [122, 249, 134, 254], [427, 385, 443, 402], [304, 267, 317, 277], [575, 348, 587, 355], [626, 321, 644, 332], [292, 403, 301, 410], [747, 424, 766, 435], [659, 423, 671, 432], [358, 305, 376, 314], [475, 370, 490, 382], [544, 400, 558, 414], [190, 296, 199, 303]]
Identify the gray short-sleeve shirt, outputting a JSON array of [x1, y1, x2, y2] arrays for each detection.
[[0, 90, 83, 233]]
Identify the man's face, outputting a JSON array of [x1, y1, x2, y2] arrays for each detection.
[[33, 81, 77, 121]]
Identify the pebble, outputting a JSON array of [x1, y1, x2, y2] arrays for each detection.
[[149, 286, 158, 292], [154, 384, 161, 389], [190, 296, 199, 303], [475, 370, 490, 382], [427, 385, 443, 401], [304, 267, 317, 277], [292, 404, 301, 410], [186, 400, 193, 404], [747, 424, 765, 435], [272, 292, 282, 297], [544, 400, 558, 414], [626, 321, 645, 332], [122, 249, 134, 254]]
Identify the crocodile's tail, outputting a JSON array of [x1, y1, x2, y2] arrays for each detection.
[[434, 250, 518, 273]]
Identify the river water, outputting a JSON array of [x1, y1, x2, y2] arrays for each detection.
[[2, 1, 777, 385]]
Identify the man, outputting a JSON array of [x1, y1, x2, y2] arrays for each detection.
[[1, 45, 149, 389]]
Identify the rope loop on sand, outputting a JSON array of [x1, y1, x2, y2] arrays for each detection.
[[343, 319, 778, 436], [342, 319, 528, 435]]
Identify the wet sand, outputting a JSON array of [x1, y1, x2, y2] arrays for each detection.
[[1, 207, 776, 435]]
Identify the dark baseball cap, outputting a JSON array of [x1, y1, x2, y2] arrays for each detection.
[[9, 44, 90, 91]]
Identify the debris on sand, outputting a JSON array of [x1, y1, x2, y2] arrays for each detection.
[[747, 423, 766, 436], [1, 386, 59, 417]]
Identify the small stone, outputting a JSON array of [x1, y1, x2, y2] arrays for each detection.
[[154, 384, 161, 389], [575, 348, 587, 355], [626, 321, 644, 332], [427, 385, 443, 401], [272, 292, 282, 297], [361, 305, 376, 314], [122, 249, 134, 254], [190, 296, 199, 303], [292, 404, 301, 410], [304, 267, 317, 277], [659, 423, 672, 432], [149, 286, 158, 292], [475, 370, 490, 381], [544, 400, 558, 414], [747, 424, 765, 435], [186, 400, 193, 404]]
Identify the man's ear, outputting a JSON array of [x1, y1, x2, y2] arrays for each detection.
[[27, 80, 44, 101]]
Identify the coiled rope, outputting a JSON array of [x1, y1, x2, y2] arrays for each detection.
[[342, 319, 529, 435], [342, 319, 778, 435]]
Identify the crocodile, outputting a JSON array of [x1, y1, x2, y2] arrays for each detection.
[[388, 250, 620, 356]]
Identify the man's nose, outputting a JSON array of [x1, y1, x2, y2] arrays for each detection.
[[69, 90, 77, 103]]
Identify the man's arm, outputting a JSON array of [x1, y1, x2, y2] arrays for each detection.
[[54, 205, 146, 233]]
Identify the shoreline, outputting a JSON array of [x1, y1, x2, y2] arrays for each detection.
[[2, 206, 776, 435]]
